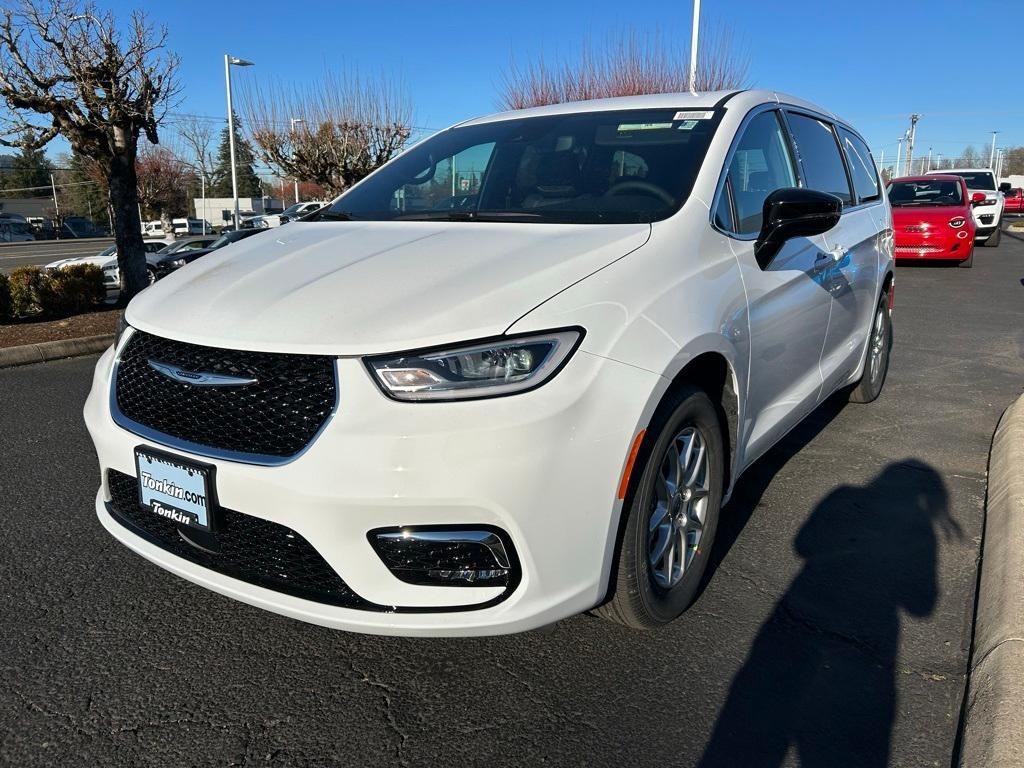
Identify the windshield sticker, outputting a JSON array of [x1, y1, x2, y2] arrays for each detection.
[[677, 120, 698, 131], [673, 110, 714, 121], [617, 122, 674, 132]]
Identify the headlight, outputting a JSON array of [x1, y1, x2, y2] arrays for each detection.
[[365, 329, 584, 401], [976, 198, 996, 207], [949, 217, 966, 228], [167, 258, 186, 268]]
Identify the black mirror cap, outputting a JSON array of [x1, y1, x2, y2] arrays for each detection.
[[999, 182, 1012, 194], [754, 188, 843, 268]]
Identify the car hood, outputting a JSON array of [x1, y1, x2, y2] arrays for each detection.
[[127, 221, 651, 355], [44, 254, 110, 270], [891, 206, 969, 226]]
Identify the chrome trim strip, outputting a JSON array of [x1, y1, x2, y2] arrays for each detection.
[[373, 529, 512, 569], [109, 329, 341, 467]]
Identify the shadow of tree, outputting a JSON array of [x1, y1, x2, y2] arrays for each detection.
[[696, 460, 961, 767]]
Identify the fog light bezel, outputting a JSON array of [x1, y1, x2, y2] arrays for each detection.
[[367, 524, 522, 593]]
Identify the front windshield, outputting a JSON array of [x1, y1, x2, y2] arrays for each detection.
[[887, 179, 964, 207], [952, 171, 995, 191], [209, 235, 231, 249], [322, 108, 722, 224], [281, 203, 304, 216]]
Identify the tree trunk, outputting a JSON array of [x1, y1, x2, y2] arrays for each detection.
[[106, 149, 148, 301]]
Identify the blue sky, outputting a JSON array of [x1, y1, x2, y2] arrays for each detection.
[[44, 0, 1023, 173]]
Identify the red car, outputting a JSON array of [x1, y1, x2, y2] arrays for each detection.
[[1003, 187, 1024, 215], [887, 175, 979, 268]]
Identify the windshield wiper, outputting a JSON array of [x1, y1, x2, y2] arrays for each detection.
[[393, 210, 546, 222], [317, 210, 357, 221]]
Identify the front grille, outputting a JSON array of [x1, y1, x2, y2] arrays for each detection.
[[106, 470, 372, 608], [895, 245, 940, 254], [979, 215, 995, 225], [114, 331, 337, 461]]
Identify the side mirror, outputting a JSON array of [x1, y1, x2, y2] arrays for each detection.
[[970, 192, 987, 205], [999, 182, 1012, 193], [754, 188, 843, 268]]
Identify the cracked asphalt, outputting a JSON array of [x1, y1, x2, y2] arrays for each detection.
[[2, 226, 1023, 767]]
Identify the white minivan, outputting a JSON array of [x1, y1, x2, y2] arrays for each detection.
[[85, 90, 894, 636]]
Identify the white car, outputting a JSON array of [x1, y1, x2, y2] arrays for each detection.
[[45, 240, 172, 274], [252, 202, 328, 228], [85, 90, 894, 636], [927, 167, 1004, 246]]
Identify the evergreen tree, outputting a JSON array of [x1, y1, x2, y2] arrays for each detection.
[[54, 152, 110, 228], [210, 112, 262, 197], [8, 138, 51, 195]]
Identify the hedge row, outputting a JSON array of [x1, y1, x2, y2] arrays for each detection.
[[0, 264, 105, 322]]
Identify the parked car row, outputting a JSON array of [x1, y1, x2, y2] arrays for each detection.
[[888, 167, 1006, 268]]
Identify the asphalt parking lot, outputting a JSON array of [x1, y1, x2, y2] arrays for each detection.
[[1, 227, 1022, 767]]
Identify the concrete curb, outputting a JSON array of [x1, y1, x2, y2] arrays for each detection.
[[0, 334, 112, 369], [959, 393, 1024, 767]]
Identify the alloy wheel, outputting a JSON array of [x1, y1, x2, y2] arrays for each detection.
[[647, 427, 710, 589]]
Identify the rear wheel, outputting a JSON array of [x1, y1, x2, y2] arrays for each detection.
[[849, 293, 892, 403], [984, 226, 1001, 247], [597, 386, 724, 629]]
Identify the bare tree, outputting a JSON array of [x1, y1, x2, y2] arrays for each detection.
[[499, 25, 749, 110], [241, 69, 411, 197], [176, 114, 217, 184], [136, 144, 189, 231], [0, 1, 179, 299]]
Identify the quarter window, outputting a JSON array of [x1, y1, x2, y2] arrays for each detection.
[[786, 113, 853, 205], [720, 111, 797, 235], [838, 127, 880, 203]]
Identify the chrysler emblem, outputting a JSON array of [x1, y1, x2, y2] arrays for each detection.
[[147, 359, 258, 387]]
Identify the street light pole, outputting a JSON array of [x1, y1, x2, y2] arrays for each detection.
[[224, 54, 254, 230], [989, 131, 1000, 169], [689, 0, 701, 94], [290, 117, 305, 204], [895, 137, 904, 180]]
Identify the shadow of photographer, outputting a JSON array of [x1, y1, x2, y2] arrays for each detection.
[[697, 459, 961, 768]]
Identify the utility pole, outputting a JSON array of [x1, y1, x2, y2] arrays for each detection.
[[290, 117, 305, 204], [990, 131, 1000, 169], [904, 114, 920, 177], [895, 137, 904, 180], [49, 173, 59, 217], [689, 0, 701, 94]]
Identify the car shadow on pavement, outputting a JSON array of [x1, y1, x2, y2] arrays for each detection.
[[696, 459, 960, 768]]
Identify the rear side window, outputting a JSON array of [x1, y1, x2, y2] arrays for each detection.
[[838, 128, 880, 203], [721, 111, 798, 235], [786, 113, 853, 205]]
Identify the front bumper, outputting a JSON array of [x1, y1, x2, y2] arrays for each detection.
[[84, 338, 661, 636], [893, 230, 972, 260]]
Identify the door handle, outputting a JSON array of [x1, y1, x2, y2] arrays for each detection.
[[814, 247, 845, 270]]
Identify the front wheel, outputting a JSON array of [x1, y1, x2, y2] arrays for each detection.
[[959, 247, 974, 268], [984, 226, 1001, 247], [849, 293, 892, 403], [597, 386, 724, 629]]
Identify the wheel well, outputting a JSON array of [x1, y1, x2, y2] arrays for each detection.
[[664, 353, 738, 493], [882, 270, 894, 296]]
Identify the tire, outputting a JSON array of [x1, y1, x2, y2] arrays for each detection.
[[849, 292, 892, 403], [146, 267, 157, 285], [984, 226, 1001, 247], [597, 385, 724, 629], [959, 247, 974, 268]]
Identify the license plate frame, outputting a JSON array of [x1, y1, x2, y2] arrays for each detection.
[[135, 446, 218, 533]]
